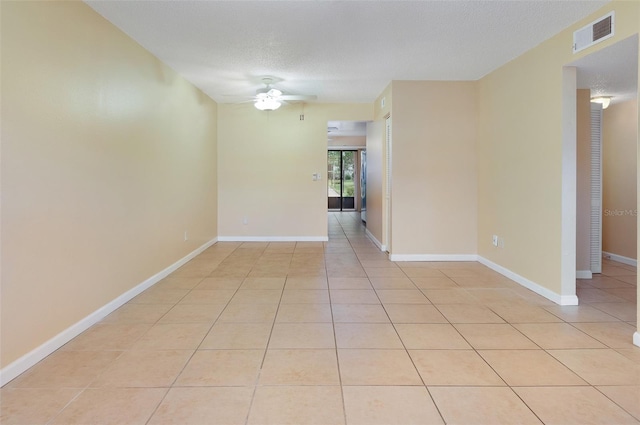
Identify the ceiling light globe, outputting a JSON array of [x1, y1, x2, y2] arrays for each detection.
[[591, 96, 612, 109], [254, 98, 282, 111]]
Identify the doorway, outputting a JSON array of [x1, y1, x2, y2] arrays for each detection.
[[563, 35, 638, 313], [328, 150, 357, 211], [575, 37, 638, 277]]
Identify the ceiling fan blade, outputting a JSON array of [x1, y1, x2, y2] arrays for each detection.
[[221, 95, 256, 101], [279, 95, 317, 101], [219, 98, 257, 105]]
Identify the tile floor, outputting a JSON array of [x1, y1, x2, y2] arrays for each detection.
[[1, 211, 639, 424]]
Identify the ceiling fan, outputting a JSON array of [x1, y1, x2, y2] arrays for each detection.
[[229, 78, 317, 111]]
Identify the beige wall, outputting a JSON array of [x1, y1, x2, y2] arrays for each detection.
[[478, 2, 640, 299], [576, 89, 592, 272], [217, 103, 372, 239], [478, 47, 564, 293], [1, 2, 218, 368], [390, 81, 478, 257], [603, 99, 638, 260]]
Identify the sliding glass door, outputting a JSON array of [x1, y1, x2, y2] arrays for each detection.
[[328, 150, 356, 211]]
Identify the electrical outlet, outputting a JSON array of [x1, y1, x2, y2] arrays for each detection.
[[242, 216, 248, 225], [498, 237, 505, 249], [492, 235, 498, 247], [184, 231, 188, 241]]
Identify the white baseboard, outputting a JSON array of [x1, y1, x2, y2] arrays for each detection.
[[0, 237, 218, 387], [478, 256, 579, 306], [634, 332, 640, 348], [390, 254, 479, 262], [576, 270, 593, 279], [365, 229, 386, 252], [602, 251, 637, 267], [217, 236, 328, 242]]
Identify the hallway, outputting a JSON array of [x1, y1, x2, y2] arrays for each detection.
[[1, 212, 639, 424]]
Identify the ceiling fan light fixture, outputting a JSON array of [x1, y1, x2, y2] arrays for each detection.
[[591, 96, 612, 109], [254, 97, 281, 111]]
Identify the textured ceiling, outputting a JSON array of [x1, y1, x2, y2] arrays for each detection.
[[86, 0, 611, 104]]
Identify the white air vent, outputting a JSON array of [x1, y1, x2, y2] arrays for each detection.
[[573, 12, 614, 54]]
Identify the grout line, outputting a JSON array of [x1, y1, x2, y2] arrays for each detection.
[[510, 386, 547, 424], [141, 387, 172, 425], [335, 211, 452, 424], [43, 386, 89, 425], [592, 385, 640, 422], [327, 212, 350, 425]]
